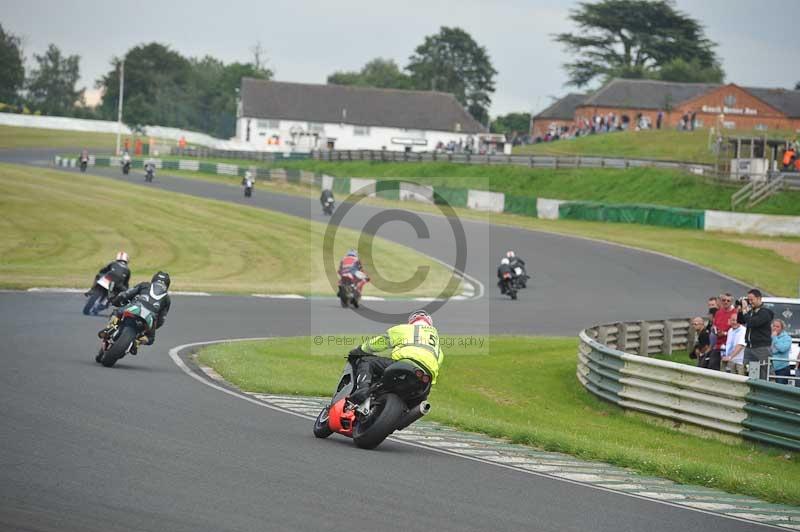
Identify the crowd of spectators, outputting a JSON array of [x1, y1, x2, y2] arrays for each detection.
[[691, 290, 796, 385], [533, 109, 702, 145]]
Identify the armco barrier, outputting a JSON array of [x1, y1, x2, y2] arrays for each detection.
[[579, 319, 800, 451]]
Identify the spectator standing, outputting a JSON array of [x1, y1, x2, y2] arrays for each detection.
[[711, 293, 737, 371], [771, 319, 793, 384], [690, 317, 711, 367], [656, 111, 663, 130], [690, 111, 697, 131], [742, 289, 775, 375], [722, 314, 746, 375]]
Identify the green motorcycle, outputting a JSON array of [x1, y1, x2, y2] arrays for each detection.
[[96, 303, 156, 367]]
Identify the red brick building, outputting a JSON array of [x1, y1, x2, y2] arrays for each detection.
[[532, 79, 800, 135], [529, 93, 587, 137]]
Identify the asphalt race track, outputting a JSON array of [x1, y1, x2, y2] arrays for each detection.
[[0, 149, 771, 531]]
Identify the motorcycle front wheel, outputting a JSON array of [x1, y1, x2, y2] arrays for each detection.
[[83, 286, 105, 315], [313, 406, 333, 438]]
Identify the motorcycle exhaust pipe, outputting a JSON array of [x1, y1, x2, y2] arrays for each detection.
[[396, 401, 431, 431]]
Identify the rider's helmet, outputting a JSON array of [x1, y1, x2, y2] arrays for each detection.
[[501, 257, 510, 265], [506, 250, 516, 259], [408, 309, 433, 327], [151, 271, 171, 289], [115, 251, 129, 264], [346, 249, 358, 257]]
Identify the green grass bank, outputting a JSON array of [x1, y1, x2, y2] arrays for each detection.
[[0, 163, 459, 297]]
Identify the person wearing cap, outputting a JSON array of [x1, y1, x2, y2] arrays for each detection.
[[346, 310, 443, 404]]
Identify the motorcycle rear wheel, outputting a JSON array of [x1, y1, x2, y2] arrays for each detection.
[[101, 325, 136, 367], [313, 407, 333, 438], [352, 393, 404, 450]]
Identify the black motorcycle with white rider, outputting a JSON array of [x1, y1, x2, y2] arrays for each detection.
[[83, 251, 131, 315], [96, 271, 172, 367], [505, 250, 529, 288]]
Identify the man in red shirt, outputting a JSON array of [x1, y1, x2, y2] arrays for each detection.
[[710, 293, 737, 371]]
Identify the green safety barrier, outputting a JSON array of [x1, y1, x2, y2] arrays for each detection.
[[255, 168, 272, 180], [162, 160, 179, 170], [503, 195, 538, 217], [375, 180, 400, 200], [94, 157, 110, 167], [332, 176, 350, 194], [433, 186, 468, 208], [742, 379, 800, 451], [198, 162, 216, 174], [559, 201, 705, 229]]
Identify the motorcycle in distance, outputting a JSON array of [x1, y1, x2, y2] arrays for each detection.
[[145, 167, 154, 182], [512, 264, 530, 289], [79, 157, 88, 172], [338, 271, 367, 308], [313, 354, 432, 449], [95, 299, 158, 368], [322, 197, 335, 216], [83, 270, 126, 315], [121, 159, 131, 175], [243, 176, 254, 197], [499, 270, 519, 300]]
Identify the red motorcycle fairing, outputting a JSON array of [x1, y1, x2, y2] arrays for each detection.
[[327, 398, 355, 437]]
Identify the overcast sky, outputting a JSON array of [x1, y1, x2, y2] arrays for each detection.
[[3, 0, 797, 117]]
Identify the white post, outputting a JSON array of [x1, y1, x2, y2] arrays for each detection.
[[115, 60, 125, 156]]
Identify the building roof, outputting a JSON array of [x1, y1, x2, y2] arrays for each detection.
[[581, 79, 721, 111], [534, 93, 587, 120], [240, 78, 486, 133], [745, 87, 800, 118]]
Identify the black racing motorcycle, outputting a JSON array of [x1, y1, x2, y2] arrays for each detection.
[[338, 274, 361, 308], [322, 197, 335, 216], [499, 270, 519, 300], [122, 160, 131, 175], [313, 354, 432, 449], [145, 167, 154, 182], [95, 301, 156, 367], [79, 158, 88, 172], [83, 269, 126, 315]]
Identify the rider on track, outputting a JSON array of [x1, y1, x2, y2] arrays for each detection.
[[99, 271, 172, 354], [338, 249, 369, 296], [86, 251, 131, 296], [347, 309, 444, 404]]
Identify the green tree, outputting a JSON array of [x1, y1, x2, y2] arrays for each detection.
[[555, 0, 721, 86], [26, 44, 83, 115], [97, 42, 271, 136], [406, 27, 497, 124], [490, 112, 531, 136], [0, 24, 24, 104], [655, 57, 724, 83], [328, 58, 412, 89], [97, 43, 192, 126]]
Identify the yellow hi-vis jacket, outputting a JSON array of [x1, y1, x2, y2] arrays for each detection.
[[360, 324, 444, 384]]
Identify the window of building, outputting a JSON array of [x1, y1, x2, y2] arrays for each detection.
[[257, 119, 281, 130], [307, 122, 325, 134], [353, 125, 370, 136]]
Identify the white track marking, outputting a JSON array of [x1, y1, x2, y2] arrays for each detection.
[[168, 338, 792, 531]]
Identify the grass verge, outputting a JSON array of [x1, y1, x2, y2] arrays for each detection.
[[269, 160, 800, 216], [0, 162, 459, 297], [0, 124, 134, 150], [198, 335, 800, 506]]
